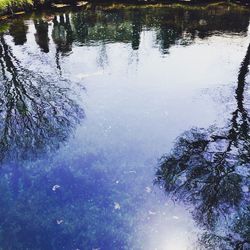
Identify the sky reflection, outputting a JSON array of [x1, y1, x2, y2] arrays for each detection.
[[0, 3, 249, 250]]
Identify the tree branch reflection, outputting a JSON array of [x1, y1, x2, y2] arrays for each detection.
[[0, 35, 84, 163], [156, 44, 250, 249]]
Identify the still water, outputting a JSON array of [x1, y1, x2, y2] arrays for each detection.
[[0, 3, 249, 250]]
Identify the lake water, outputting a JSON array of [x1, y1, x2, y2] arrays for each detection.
[[0, 3, 249, 250]]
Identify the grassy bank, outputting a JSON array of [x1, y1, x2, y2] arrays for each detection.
[[0, 0, 32, 14], [0, 0, 71, 16], [0, 0, 249, 17]]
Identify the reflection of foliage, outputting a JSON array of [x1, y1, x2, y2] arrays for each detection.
[[8, 19, 28, 45], [52, 14, 74, 72], [58, 3, 250, 53], [52, 14, 74, 55], [34, 19, 49, 53], [0, 35, 84, 163], [71, 11, 134, 45], [156, 26, 184, 54], [156, 44, 250, 249], [3, 3, 250, 54]]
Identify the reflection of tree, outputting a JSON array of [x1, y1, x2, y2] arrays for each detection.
[[34, 19, 50, 53], [24, 4, 250, 61], [71, 11, 90, 44], [61, 4, 250, 55], [52, 14, 74, 54], [156, 44, 250, 249], [97, 43, 108, 69], [8, 20, 28, 45], [52, 14, 74, 72], [156, 25, 185, 54], [131, 9, 142, 50], [0, 35, 84, 163]]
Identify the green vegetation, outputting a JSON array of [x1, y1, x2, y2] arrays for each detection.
[[0, 0, 249, 18], [0, 0, 32, 14]]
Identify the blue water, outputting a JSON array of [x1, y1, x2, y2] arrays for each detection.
[[0, 3, 249, 250]]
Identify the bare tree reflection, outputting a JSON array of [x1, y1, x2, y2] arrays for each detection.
[[156, 44, 250, 249], [0, 35, 84, 163]]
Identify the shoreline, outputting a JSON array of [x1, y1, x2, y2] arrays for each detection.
[[0, 0, 249, 21]]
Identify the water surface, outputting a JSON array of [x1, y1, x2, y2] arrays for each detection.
[[0, 3, 250, 250]]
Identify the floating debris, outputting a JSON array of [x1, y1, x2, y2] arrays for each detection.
[[114, 202, 121, 210], [52, 185, 61, 191], [56, 220, 64, 225], [52, 3, 70, 8], [199, 19, 207, 26], [172, 216, 179, 220], [77, 1, 88, 7], [145, 186, 152, 193], [124, 170, 137, 174], [148, 210, 156, 215]]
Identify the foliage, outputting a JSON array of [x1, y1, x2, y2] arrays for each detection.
[[0, 0, 33, 13]]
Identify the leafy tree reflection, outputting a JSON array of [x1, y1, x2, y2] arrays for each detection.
[[0, 35, 84, 163], [34, 19, 50, 53], [156, 44, 250, 250], [52, 14, 74, 55], [9, 19, 28, 45], [52, 14, 74, 72], [131, 9, 142, 50]]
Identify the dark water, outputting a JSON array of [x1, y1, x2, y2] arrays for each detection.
[[0, 3, 250, 250]]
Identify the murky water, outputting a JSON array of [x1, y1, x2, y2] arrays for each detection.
[[0, 3, 249, 250]]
